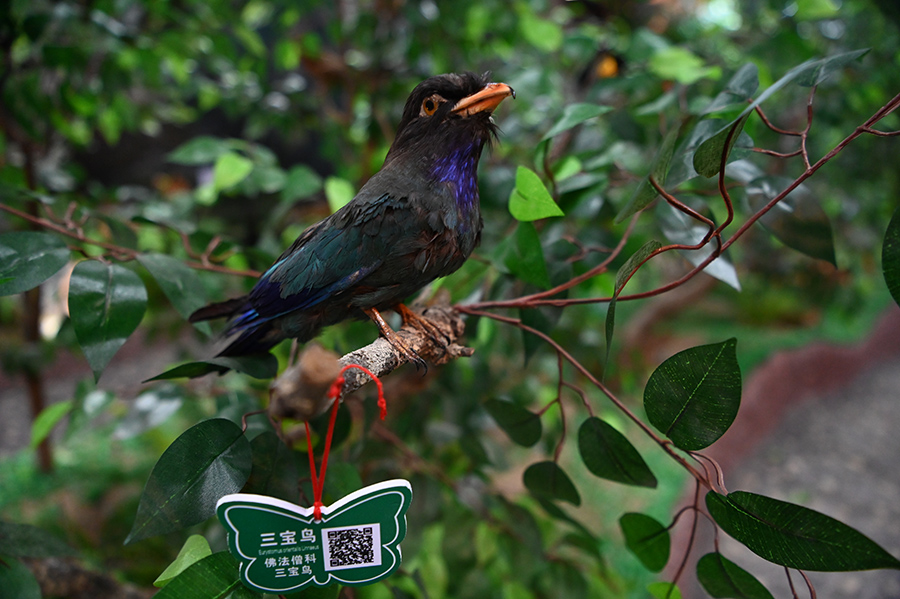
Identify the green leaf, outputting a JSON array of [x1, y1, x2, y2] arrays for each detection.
[[0, 521, 76, 557], [667, 119, 754, 188], [605, 240, 663, 374], [282, 165, 323, 203], [693, 113, 751, 178], [707, 491, 900, 571], [795, 47, 869, 87], [644, 338, 741, 451], [616, 241, 664, 294], [484, 398, 542, 447], [145, 354, 279, 381], [504, 222, 551, 288], [620, 512, 670, 572], [523, 461, 581, 506], [542, 104, 613, 141], [0, 231, 70, 296], [168, 136, 227, 165], [696, 552, 775, 599], [0, 557, 41, 599], [649, 46, 720, 85], [68, 260, 147, 380], [125, 418, 252, 544], [154, 551, 256, 599], [703, 63, 760, 114], [243, 431, 299, 502], [214, 151, 254, 191], [509, 166, 564, 222], [154, 534, 213, 587], [883, 207, 900, 308], [30, 400, 73, 449], [616, 127, 680, 223], [746, 177, 836, 265], [518, 9, 563, 52], [138, 254, 209, 323], [578, 417, 657, 488], [325, 176, 356, 213], [648, 582, 682, 599]]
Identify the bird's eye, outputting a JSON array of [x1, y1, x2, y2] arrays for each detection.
[[420, 95, 443, 116]]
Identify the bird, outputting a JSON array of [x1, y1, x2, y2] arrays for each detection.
[[189, 72, 514, 366]]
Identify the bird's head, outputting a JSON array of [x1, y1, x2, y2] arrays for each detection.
[[384, 72, 514, 167]]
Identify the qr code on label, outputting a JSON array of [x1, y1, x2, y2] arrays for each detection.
[[322, 523, 382, 571]]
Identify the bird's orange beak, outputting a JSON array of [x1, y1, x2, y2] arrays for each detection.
[[451, 82, 515, 117]]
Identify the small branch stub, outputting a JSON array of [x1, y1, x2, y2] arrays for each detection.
[[269, 297, 472, 421]]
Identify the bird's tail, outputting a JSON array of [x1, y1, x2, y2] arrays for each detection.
[[189, 297, 282, 357], [189, 297, 250, 323]]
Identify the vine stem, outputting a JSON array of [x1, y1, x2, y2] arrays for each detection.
[[459, 306, 710, 486]]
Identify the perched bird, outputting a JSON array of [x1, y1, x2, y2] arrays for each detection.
[[190, 72, 514, 364]]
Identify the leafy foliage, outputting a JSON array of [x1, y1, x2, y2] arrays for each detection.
[[1, 1, 899, 598]]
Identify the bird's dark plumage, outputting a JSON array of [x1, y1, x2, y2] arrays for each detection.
[[190, 72, 514, 357]]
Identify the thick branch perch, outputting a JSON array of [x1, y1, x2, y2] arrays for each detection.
[[269, 295, 472, 421]]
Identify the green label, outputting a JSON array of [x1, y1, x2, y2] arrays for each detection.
[[216, 479, 412, 594]]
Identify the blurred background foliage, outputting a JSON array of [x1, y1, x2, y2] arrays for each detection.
[[1, 0, 899, 597]]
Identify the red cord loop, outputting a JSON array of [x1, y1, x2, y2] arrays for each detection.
[[304, 364, 386, 521]]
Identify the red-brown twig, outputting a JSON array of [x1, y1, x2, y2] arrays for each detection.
[[0, 201, 261, 278]]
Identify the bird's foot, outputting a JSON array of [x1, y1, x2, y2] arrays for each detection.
[[394, 303, 451, 350], [363, 307, 428, 372]]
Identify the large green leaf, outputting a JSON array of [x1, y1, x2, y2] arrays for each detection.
[[154, 551, 259, 599], [138, 253, 209, 324], [883, 207, 900, 308], [706, 491, 900, 571], [696, 552, 774, 599], [125, 418, 252, 544], [281, 164, 323, 203], [168, 136, 227, 165], [746, 177, 836, 265], [578, 417, 657, 488], [605, 240, 663, 374], [0, 557, 41, 599], [0, 521, 76, 557], [484, 398, 542, 447], [509, 166, 564, 222], [243, 431, 299, 502], [30, 400, 73, 449], [523, 461, 581, 506], [693, 112, 751, 178], [702, 63, 760, 114], [154, 534, 213, 587], [213, 151, 254, 191], [644, 338, 741, 451], [541, 103, 612, 141], [145, 354, 279, 381], [504, 222, 551, 288], [620, 512, 670, 572], [667, 119, 754, 188], [0, 231, 69, 296], [68, 260, 147, 380]]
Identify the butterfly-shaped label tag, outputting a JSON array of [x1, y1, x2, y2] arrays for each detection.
[[216, 479, 412, 594]]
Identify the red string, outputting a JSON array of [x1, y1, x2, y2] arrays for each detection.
[[304, 364, 386, 520]]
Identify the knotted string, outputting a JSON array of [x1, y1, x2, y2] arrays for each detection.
[[304, 364, 386, 520]]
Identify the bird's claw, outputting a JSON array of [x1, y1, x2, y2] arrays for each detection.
[[364, 306, 429, 373], [395, 304, 451, 352]]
